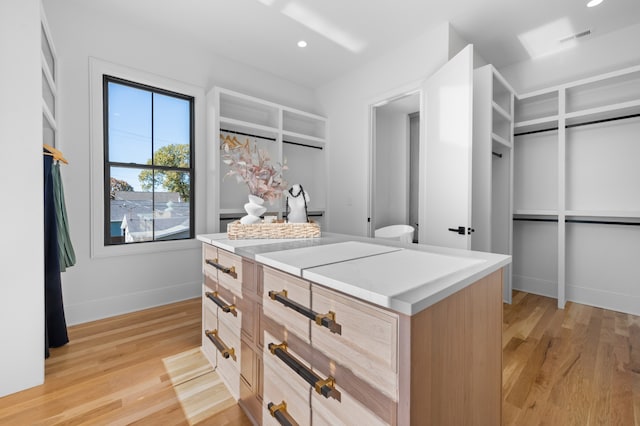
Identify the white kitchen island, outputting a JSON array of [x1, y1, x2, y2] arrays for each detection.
[[197, 232, 510, 425]]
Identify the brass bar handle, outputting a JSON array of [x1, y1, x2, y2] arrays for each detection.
[[268, 290, 342, 335], [205, 258, 237, 279], [267, 401, 299, 426], [205, 291, 237, 316], [268, 342, 341, 401], [205, 329, 236, 361]]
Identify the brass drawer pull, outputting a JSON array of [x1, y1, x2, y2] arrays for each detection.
[[268, 342, 341, 401], [205, 258, 238, 279], [268, 290, 342, 335], [205, 329, 236, 361], [205, 291, 237, 316], [267, 401, 299, 426]]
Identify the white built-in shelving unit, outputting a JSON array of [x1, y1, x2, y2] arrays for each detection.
[[473, 64, 516, 303], [208, 88, 327, 231], [513, 64, 640, 315]]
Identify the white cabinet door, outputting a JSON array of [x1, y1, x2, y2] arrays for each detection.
[[419, 45, 474, 249]]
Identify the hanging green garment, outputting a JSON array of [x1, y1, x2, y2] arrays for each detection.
[[52, 162, 76, 271]]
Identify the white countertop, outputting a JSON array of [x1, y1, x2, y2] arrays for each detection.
[[254, 241, 402, 276], [197, 233, 511, 315], [303, 249, 488, 314]]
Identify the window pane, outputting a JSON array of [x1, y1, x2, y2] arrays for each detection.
[[103, 76, 194, 246], [109, 166, 153, 243], [153, 171, 191, 241], [153, 93, 191, 167], [107, 82, 152, 164], [41, 25, 55, 81]]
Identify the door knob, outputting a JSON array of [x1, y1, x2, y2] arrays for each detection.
[[448, 226, 475, 235], [448, 226, 466, 235]]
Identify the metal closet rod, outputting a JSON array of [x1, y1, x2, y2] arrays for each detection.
[[514, 112, 640, 137], [220, 128, 323, 150], [492, 152, 503, 158], [221, 212, 324, 221], [513, 217, 640, 226]]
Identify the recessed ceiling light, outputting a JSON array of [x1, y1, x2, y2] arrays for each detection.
[[587, 0, 603, 7], [297, 40, 307, 48]]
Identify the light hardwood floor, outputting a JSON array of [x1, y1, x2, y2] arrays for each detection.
[[503, 291, 640, 425], [1, 292, 638, 425], [0, 298, 251, 425]]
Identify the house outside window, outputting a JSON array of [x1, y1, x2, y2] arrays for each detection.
[[103, 75, 195, 245]]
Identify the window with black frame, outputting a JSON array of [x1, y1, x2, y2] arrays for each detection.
[[103, 75, 194, 245]]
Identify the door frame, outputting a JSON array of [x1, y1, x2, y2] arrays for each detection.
[[367, 82, 422, 238]]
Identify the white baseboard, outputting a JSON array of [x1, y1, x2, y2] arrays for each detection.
[[512, 274, 557, 299], [566, 284, 640, 316], [64, 280, 201, 325]]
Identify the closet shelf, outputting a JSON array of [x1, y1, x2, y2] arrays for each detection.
[[513, 209, 558, 216], [492, 101, 511, 121], [565, 210, 640, 219], [565, 99, 640, 127], [282, 130, 326, 147], [491, 132, 511, 148], [219, 117, 279, 138], [514, 116, 559, 135], [43, 102, 57, 130]]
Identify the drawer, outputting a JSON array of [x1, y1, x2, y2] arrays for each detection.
[[216, 316, 241, 367], [203, 273, 216, 292], [311, 284, 399, 396], [202, 244, 218, 282], [239, 340, 256, 392], [205, 285, 245, 339], [214, 318, 242, 399], [262, 266, 311, 344], [217, 249, 243, 297], [262, 331, 311, 426], [201, 299, 218, 367], [311, 387, 390, 426]]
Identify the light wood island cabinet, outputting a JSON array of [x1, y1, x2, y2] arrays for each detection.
[[200, 238, 507, 425]]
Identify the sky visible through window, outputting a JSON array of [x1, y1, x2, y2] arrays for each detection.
[[108, 81, 190, 192]]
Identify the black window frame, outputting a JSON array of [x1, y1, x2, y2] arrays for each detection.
[[103, 75, 195, 246]]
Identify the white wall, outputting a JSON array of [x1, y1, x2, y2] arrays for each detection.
[[0, 0, 45, 397], [499, 22, 640, 94], [43, 0, 317, 325], [375, 108, 409, 229], [449, 25, 488, 68], [317, 23, 451, 236]]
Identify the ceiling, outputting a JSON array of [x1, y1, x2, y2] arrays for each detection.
[[63, 0, 640, 88]]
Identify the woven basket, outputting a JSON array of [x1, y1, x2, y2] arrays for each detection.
[[227, 220, 321, 240]]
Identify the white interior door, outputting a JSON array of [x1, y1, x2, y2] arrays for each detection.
[[419, 45, 474, 249]]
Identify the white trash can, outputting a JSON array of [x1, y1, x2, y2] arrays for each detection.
[[374, 224, 414, 244]]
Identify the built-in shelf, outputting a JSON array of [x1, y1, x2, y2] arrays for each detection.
[[514, 116, 559, 135], [282, 130, 325, 148], [491, 132, 511, 148], [211, 87, 328, 232], [513, 209, 558, 216], [564, 210, 640, 219], [565, 99, 640, 127], [492, 102, 511, 121], [472, 64, 514, 304], [513, 64, 640, 316]]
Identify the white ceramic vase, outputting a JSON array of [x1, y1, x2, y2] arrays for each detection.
[[241, 194, 266, 224]]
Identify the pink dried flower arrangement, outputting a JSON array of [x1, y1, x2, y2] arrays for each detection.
[[222, 140, 288, 204]]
